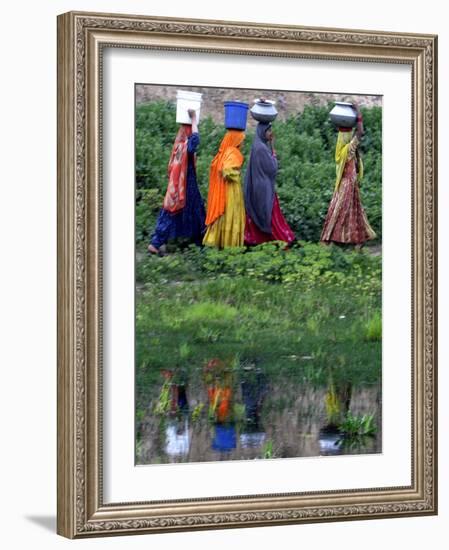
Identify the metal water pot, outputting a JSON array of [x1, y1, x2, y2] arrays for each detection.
[[250, 99, 278, 123], [329, 101, 357, 128]]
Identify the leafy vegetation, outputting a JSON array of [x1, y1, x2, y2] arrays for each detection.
[[338, 411, 377, 437]]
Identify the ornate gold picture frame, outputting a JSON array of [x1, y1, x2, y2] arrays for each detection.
[[57, 11, 437, 538]]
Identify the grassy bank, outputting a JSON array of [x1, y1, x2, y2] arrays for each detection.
[[136, 242, 382, 423]]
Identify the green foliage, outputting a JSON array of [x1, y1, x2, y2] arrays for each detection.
[[183, 302, 238, 323], [261, 440, 278, 459], [154, 380, 171, 416], [136, 101, 178, 190], [136, 188, 164, 242], [135, 101, 382, 243], [338, 411, 377, 437], [365, 311, 382, 341], [137, 241, 382, 298]]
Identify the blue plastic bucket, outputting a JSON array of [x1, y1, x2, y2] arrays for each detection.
[[224, 101, 249, 130]]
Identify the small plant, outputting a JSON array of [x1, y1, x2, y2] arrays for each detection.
[[261, 440, 275, 459], [338, 411, 376, 437], [183, 301, 238, 323], [135, 439, 143, 460], [195, 326, 222, 343], [365, 311, 382, 341]]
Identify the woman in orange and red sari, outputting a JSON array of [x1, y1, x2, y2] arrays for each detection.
[[203, 130, 246, 248], [320, 104, 376, 246], [148, 110, 205, 254]]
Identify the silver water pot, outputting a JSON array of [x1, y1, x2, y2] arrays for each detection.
[[329, 101, 357, 128], [250, 99, 278, 123]]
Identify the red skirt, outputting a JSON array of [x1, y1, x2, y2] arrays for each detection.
[[244, 194, 296, 245]]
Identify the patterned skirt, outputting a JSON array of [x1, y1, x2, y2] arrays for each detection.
[[320, 171, 376, 245]]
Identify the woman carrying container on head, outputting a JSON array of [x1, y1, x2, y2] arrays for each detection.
[[203, 101, 248, 249], [244, 101, 295, 246], [320, 103, 376, 247], [148, 107, 205, 255]]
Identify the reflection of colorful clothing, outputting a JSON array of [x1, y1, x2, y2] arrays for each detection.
[[207, 386, 232, 423], [203, 130, 246, 248], [320, 131, 376, 244], [150, 129, 205, 249], [244, 122, 295, 245]]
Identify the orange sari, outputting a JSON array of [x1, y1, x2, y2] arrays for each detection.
[[205, 130, 245, 225], [203, 130, 246, 248]]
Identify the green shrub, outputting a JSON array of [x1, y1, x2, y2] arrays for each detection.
[[137, 241, 382, 301], [365, 311, 382, 341], [338, 411, 377, 437]]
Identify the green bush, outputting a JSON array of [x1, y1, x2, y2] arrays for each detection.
[[365, 311, 382, 341], [338, 411, 377, 437], [135, 101, 382, 243], [137, 241, 382, 299]]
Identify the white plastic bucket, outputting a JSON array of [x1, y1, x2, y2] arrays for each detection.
[[176, 90, 203, 124]]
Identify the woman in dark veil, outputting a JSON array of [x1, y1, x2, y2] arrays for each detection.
[[244, 122, 295, 245]]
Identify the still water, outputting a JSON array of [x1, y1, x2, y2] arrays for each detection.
[[136, 374, 381, 464]]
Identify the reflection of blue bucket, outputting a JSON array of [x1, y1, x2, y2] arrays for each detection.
[[212, 424, 237, 452], [224, 101, 249, 130]]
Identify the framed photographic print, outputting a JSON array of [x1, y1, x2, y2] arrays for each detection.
[[57, 11, 438, 538]]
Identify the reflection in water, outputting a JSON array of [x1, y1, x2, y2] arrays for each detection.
[[165, 418, 190, 457], [240, 431, 266, 449], [319, 428, 343, 456], [241, 370, 268, 423], [176, 384, 189, 412], [139, 369, 381, 464], [212, 424, 237, 452], [240, 370, 268, 449]]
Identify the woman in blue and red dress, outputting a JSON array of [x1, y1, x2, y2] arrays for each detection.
[[148, 109, 205, 254]]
